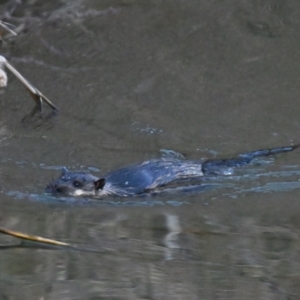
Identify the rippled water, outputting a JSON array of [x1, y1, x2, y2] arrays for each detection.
[[1, 0, 300, 299]]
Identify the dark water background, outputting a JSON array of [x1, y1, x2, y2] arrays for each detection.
[[1, 0, 300, 299]]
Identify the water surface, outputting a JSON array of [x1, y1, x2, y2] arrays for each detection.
[[1, 0, 300, 299]]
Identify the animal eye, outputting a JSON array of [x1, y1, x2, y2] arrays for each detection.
[[73, 180, 82, 188]]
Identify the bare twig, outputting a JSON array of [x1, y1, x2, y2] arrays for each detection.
[[0, 20, 17, 36], [0, 226, 106, 253], [0, 226, 70, 247], [0, 55, 59, 112]]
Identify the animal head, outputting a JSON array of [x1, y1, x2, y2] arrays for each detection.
[[45, 167, 106, 197]]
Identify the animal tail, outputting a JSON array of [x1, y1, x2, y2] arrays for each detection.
[[202, 143, 300, 176]]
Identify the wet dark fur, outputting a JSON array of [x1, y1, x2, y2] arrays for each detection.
[[45, 144, 300, 197]]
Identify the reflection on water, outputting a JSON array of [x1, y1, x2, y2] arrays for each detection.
[[1, 0, 300, 299], [163, 214, 181, 260], [1, 191, 300, 299]]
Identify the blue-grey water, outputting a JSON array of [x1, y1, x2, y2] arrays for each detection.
[[1, 0, 300, 299]]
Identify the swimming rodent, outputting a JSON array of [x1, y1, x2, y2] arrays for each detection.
[[45, 144, 300, 197]]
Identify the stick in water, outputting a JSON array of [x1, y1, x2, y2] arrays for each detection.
[[0, 55, 59, 113], [0, 226, 70, 247]]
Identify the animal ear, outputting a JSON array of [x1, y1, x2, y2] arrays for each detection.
[[61, 167, 69, 175], [94, 178, 106, 190]]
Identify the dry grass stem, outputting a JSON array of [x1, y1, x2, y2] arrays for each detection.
[[0, 226, 71, 247], [0, 20, 17, 37], [0, 55, 59, 112]]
